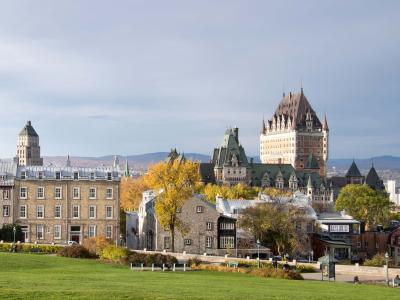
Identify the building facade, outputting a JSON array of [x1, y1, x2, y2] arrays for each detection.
[[260, 90, 329, 177], [0, 161, 17, 227], [16, 121, 43, 166], [13, 165, 120, 244], [136, 192, 236, 255]]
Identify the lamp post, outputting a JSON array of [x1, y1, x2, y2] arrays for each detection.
[[12, 226, 16, 253], [256, 239, 260, 268], [311, 250, 314, 262], [385, 252, 389, 286]]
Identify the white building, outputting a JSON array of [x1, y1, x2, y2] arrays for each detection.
[[386, 180, 400, 207]]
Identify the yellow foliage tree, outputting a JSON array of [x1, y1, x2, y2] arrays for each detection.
[[120, 176, 148, 211], [144, 160, 200, 252], [262, 187, 292, 198], [202, 183, 260, 203]]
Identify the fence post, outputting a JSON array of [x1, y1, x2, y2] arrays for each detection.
[[141, 263, 143, 271], [162, 263, 165, 271], [130, 262, 133, 270], [184, 263, 186, 272], [173, 263, 176, 272], [152, 263, 154, 272]]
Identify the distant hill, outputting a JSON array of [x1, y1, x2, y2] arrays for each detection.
[[37, 154, 400, 177], [328, 156, 400, 171]]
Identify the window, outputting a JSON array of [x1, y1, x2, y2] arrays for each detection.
[[89, 188, 96, 199], [176, 207, 182, 213], [219, 222, 235, 230], [357, 242, 361, 248], [72, 205, 80, 219], [329, 224, 350, 233], [37, 205, 44, 219], [206, 236, 213, 248], [73, 172, 79, 180], [36, 225, 44, 240], [89, 225, 96, 238], [37, 187, 44, 199], [184, 239, 192, 246], [3, 205, 10, 217], [196, 206, 204, 213], [54, 225, 61, 239], [55, 187, 62, 199], [20, 187, 27, 199], [106, 188, 113, 199], [20, 205, 27, 218], [3, 190, 9, 200], [220, 236, 235, 249], [106, 225, 112, 239], [73, 187, 80, 199], [206, 222, 213, 231], [54, 205, 62, 219], [21, 171, 26, 180], [38, 172, 43, 180], [106, 206, 113, 219], [107, 172, 112, 181], [164, 236, 170, 249], [90, 172, 95, 180], [55, 171, 61, 180], [89, 205, 96, 219]]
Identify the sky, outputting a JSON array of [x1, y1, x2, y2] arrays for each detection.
[[0, 0, 399, 159]]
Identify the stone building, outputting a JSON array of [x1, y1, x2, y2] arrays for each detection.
[[260, 89, 329, 177], [0, 161, 18, 227], [16, 121, 43, 166], [136, 191, 236, 255], [13, 164, 120, 244]]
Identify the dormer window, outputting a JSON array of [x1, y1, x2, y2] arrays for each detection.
[[55, 172, 61, 180], [21, 171, 26, 180], [38, 172, 43, 180], [0, 175, 5, 181], [107, 172, 112, 181], [90, 172, 95, 180], [73, 172, 79, 180]]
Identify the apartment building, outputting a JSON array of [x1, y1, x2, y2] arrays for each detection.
[[14, 166, 120, 244]]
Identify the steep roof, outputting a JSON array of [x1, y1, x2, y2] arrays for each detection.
[[345, 161, 362, 177], [365, 166, 384, 190], [19, 120, 38, 137], [212, 127, 248, 168], [199, 163, 216, 184], [271, 90, 322, 129]]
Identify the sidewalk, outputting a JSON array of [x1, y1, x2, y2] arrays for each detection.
[[302, 272, 387, 283]]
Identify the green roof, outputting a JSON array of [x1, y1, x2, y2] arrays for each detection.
[[345, 161, 362, 177]]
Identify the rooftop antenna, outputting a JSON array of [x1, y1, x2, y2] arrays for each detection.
[[300, 78, 304, 94], [282, 82, 285, 98]]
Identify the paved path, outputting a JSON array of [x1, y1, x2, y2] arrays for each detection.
[[302, 272, 388, 284]]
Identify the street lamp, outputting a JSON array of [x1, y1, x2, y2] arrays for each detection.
[[256, 239, 260, 268], [12, 226, 16, 253], [385, 252, 389, 286]]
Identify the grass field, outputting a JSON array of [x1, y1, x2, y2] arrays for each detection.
[[0, 253, 399, 299]]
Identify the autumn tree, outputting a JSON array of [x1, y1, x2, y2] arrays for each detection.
[[335, 184, 393, 228], [239, 203, 309, 256], [144, 160, 200, 252], [201, 183, 260, 203], [262, 187, 293, 198], [120, 176, 148, 211]]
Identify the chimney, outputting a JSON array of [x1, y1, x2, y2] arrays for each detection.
[[233, 126, 239, 143], [27, 120, 31, 126]]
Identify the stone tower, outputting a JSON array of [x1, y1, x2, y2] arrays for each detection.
[[16, 121, 43, 166], [260, 89, 329, 177]]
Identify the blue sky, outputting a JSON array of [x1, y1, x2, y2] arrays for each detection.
[[0, 0, 399, 159]]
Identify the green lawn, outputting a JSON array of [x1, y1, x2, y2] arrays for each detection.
[[0, 253, 399, 299]]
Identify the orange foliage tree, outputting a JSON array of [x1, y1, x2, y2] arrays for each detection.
[[120, 176, 148, 211]]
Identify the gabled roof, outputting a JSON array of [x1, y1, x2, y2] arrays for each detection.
[[345, 161, 362, 178], [19, 120, 38, 137], [199, 163, 216, 184]]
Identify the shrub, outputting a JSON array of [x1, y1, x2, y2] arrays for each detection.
[[0, 243, 63, 254], [363, 253, 386, 267], [100, 245, 129, 263], [58, 245, 91, 258], [83, 237, 112, 257], [188, 257, 202, 267], [295, 264, 317, 273], [128, 252, 178, 267]]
